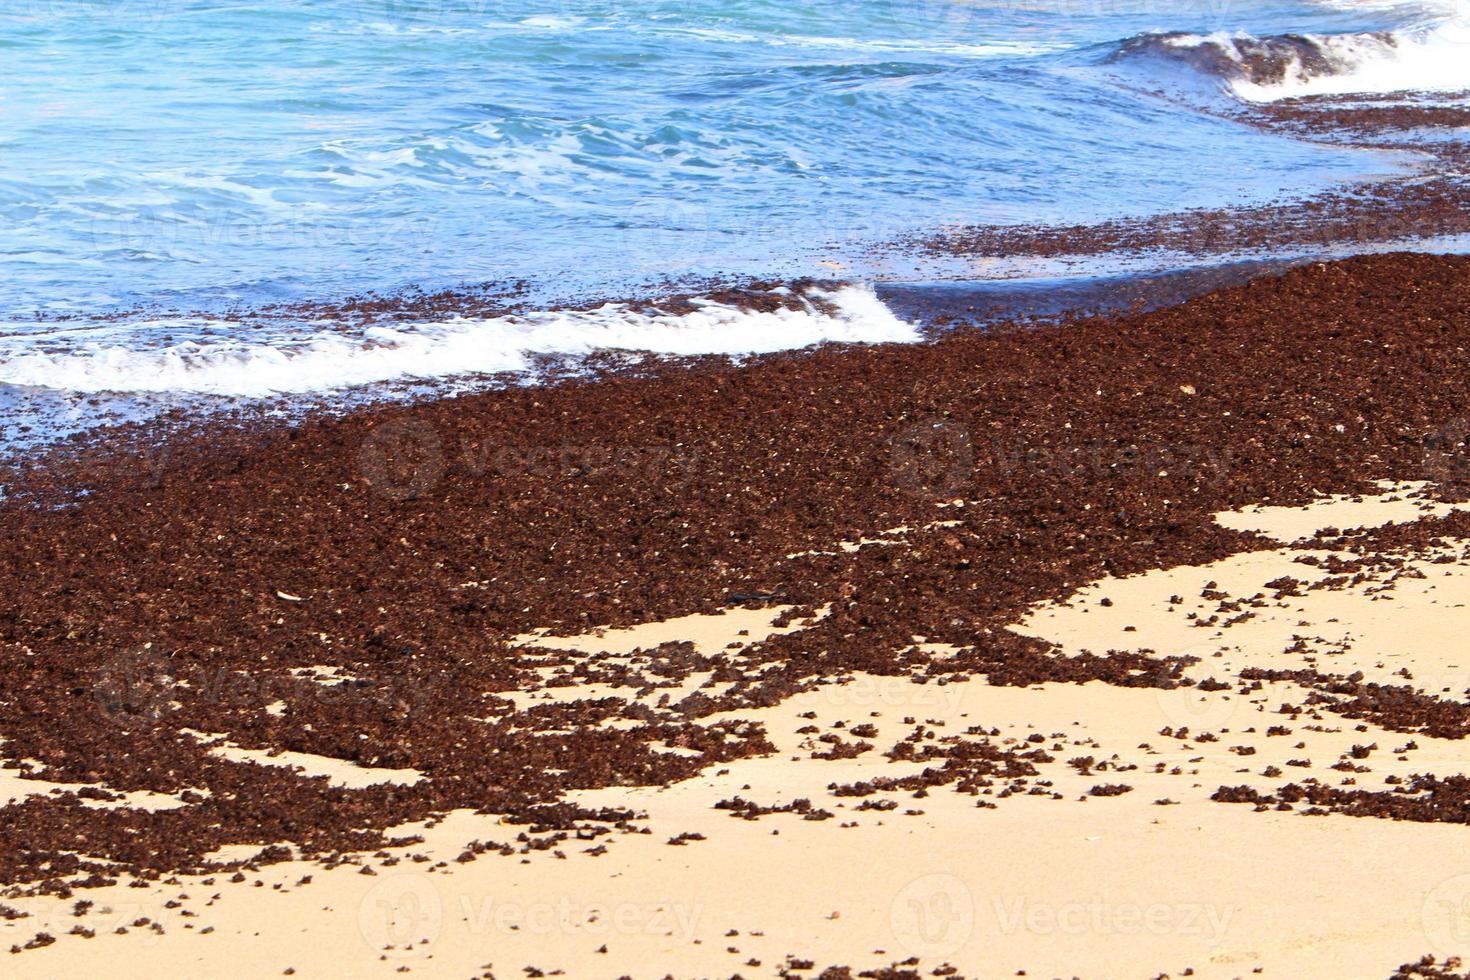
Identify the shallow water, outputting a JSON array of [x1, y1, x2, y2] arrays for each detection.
[[0, 0, 1466, 431], [4, 0, 1460, 313]]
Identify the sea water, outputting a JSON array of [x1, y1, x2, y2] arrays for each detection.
[[0, 0, 1464, 414]]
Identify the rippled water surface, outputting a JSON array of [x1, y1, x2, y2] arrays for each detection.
[[2, 0, 1459, 314], [0, 0, 1464, 439]]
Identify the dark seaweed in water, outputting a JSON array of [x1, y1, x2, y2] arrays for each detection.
[[1110, 30, 1397, 87]]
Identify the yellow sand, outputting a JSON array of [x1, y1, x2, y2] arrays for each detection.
[[6, 483, 1470, 978]]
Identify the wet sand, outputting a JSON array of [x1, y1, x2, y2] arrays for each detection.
[[3, 253, 1470, 977]]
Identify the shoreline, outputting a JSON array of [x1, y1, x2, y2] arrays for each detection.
[[0, 257, 1309, 466], [913, 88, 1470, 265], [7, 73, 1470, 459], [3, 252, 1470, 975]]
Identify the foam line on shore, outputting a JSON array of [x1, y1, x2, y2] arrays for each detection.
[[0, 284, 916, 397]]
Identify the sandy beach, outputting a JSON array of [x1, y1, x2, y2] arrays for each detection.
[[7, 0, 1470, 975], [0, 254, 1467, 977], [5, 482, 1470, 977]]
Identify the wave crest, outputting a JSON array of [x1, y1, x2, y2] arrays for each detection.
[[0, 285, 917, 397], [1110, 26, 1469, 101]]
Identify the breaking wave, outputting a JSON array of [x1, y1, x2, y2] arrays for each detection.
[[1111, 23, 1470, 101], [0, 285, 916, 398]]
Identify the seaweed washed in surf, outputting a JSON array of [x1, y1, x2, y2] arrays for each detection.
[[5, 2, 1470, 978], [0, 0, 1467, 452]]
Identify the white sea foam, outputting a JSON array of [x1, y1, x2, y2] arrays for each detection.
[[667, 26, 1055, 59], [1247, 31, 1469, 100], [0, 285, 917, 397], [1165, 22, 1470, 102], [518, 15, 585, 30]]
